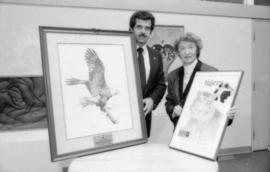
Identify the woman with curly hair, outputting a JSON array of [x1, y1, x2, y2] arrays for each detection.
[[165, 32, 235, 128]]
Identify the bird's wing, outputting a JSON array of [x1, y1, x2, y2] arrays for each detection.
[[85, 48, 108, 96]]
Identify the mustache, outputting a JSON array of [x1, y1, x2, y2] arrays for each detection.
[[138, 33, 147, 37]]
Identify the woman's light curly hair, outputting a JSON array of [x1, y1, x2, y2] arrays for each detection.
[[174, 32, 203, 58]]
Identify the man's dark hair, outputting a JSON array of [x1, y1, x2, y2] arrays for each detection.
[[129, 11, 155, 32]]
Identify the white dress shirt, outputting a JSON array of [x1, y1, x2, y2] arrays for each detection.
[[137, 45, 150, 82], [183, 59, 198, 91]]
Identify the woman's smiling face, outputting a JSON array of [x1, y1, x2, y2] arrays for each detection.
[[178, 41, 197, 66]]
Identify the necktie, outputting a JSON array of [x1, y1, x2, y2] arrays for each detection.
[[137, 47, 146, 90]]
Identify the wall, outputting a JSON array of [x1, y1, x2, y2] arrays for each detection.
[[0, 1, 260, 171]]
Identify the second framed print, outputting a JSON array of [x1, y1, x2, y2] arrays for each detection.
[[169, 71, 243, 160], [40, 26, 147, 161]]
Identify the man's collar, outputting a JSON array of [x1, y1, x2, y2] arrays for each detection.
[[137, 44, 147, 51]]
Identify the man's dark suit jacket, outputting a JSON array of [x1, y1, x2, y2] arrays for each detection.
[[143, 46, 166, 137], [165, 60, 219, 127]]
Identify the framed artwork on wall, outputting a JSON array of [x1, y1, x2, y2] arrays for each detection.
[[169, 71, 243, 160], [148, 25, 184, 78], [39, 26, 147, 161], [0, 77, 47, 131]]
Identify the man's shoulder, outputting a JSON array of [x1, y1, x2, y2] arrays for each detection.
[[147, 46, 161, 57]]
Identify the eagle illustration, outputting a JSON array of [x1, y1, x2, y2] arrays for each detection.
[[65, 48, 118, 124]]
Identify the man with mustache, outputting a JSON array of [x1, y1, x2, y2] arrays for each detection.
[[129, 11, 166, 137]]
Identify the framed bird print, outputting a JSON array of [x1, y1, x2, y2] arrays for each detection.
[[169, 71, 243, 160], [39, 26, 147, 161]]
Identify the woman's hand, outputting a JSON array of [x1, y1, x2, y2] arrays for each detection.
[[172, 105, 182, 118], [227, 106, 236, 120]]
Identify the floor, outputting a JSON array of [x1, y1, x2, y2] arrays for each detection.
[[218, 150, 270, 172]]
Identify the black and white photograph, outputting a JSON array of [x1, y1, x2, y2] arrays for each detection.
[[0, 0, 270, 172]]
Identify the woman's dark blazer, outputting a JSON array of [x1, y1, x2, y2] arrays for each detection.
[[165, 60, 218, 127]]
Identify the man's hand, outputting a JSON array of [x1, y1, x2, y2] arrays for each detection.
[[172, 105, 182, 118], [227, 106, 236, 120], [143, 98, 154, 116]]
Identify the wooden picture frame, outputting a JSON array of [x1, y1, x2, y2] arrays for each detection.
[[39, 26, 147, 161]]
